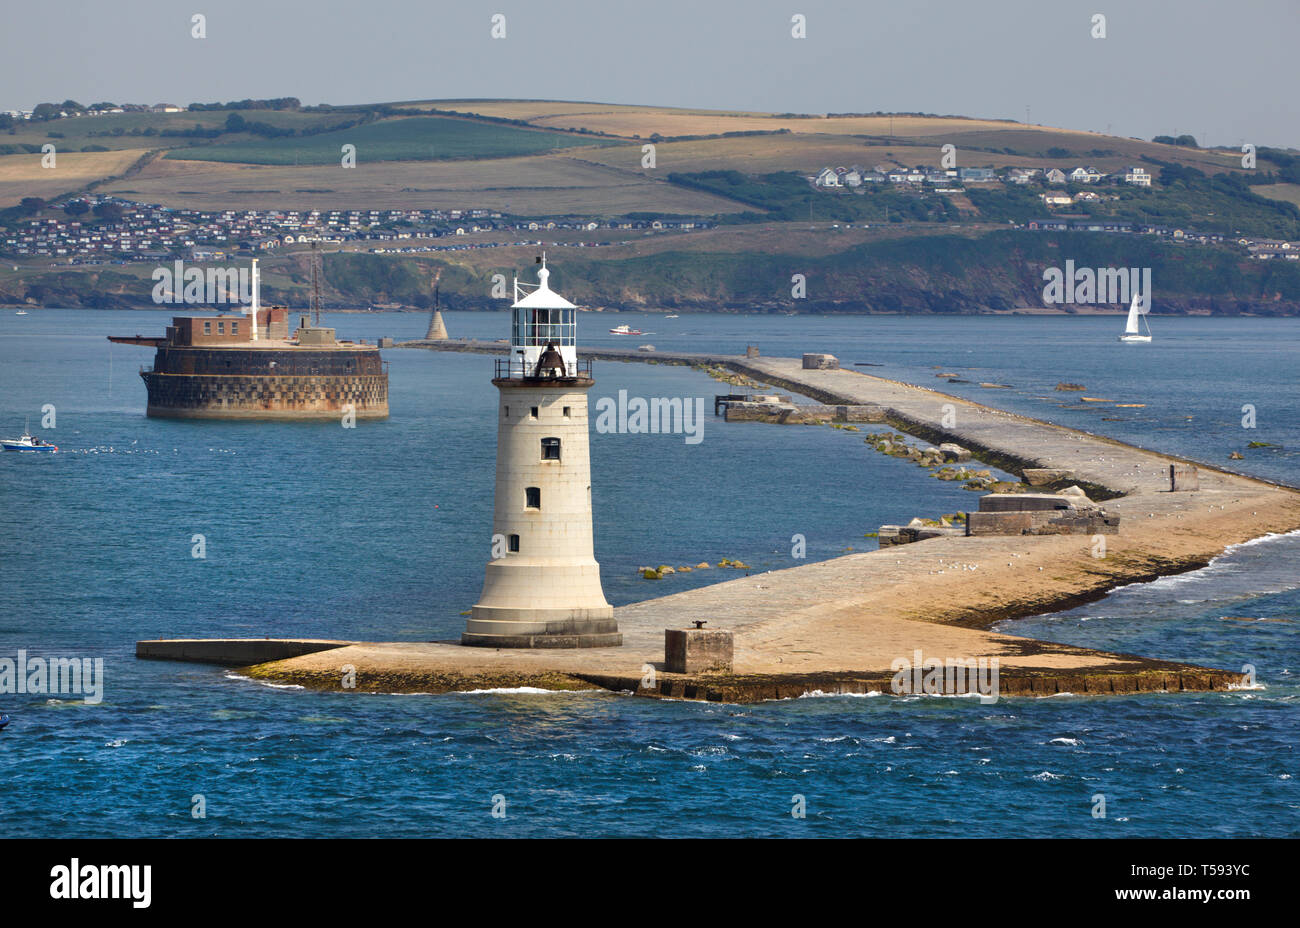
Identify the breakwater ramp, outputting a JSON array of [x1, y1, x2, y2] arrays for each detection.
[[138, 342, 1300, 702]]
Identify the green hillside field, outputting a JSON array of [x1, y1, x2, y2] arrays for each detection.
[[166, 115, 622, 165]]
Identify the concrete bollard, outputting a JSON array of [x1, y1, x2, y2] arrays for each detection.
[[665, 624, 733, 674], [1170, 464, 1199, 491], [802, 353, 839, 370]]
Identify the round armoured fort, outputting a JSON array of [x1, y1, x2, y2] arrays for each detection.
[[142, 346, 388, 419]]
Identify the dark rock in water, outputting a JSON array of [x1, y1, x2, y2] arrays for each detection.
[[1055, 382, 1087, 391]]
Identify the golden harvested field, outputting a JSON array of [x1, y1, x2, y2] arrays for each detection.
[[394, 100, 654, 120], [3, 101, 1256, 214], [409, 100, 1059, 139], [0, 149, 147, 207], [529, 111, 1031, 139], [573, 131, 1239, 180], [101, 150, 750, 214], [420, 101, 1245, 174], [580, 134, 937, 174]]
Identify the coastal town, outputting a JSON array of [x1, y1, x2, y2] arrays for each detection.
[[809, 161, 1299, 256], [811, 162, 1154, 189], [4, 190, 1294, 266], [0, 198, 713, 262]]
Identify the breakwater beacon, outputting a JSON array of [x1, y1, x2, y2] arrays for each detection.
[[108, 260, 388, 419], [463, 258, 621, 648]]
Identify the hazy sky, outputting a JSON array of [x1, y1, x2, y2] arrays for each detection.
[[4, 0, 1297, 148]]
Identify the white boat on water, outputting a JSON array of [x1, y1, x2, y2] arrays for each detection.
[[14, 310, 28, 315], [1, 431, 58, 453], [1118, 294, 1152, 343], [609, 324, 643, 335], [1, 417, 58, 453]]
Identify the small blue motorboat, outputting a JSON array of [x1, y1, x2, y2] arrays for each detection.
[[1, 432, 58, 452], [2, 419, 57, 453]]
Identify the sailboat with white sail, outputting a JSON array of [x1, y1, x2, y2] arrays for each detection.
[[1118, 293, 1152, 343]]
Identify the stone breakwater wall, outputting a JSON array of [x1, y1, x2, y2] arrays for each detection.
[[722, 359, 1124, 500], [723, 402, 887, 424], [142, 347, 388, 419], [577, 667, 1243, 703]]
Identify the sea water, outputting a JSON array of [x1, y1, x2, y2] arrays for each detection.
[[0, 309, 1295, 837]]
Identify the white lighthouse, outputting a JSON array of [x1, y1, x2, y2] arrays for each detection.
[[463, 257, 621, 648]]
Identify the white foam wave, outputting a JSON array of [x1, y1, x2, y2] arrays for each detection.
[[798, 689, 882, 698], [224, 673, 304, 690], [456, 686, 603, 695]]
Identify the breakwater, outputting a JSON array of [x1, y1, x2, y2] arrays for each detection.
[[138, 342, 1300, 702]]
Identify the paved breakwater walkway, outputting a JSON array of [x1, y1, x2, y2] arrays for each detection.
[[138, 343, 1300, 702]]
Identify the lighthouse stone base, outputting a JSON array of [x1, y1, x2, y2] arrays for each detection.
[[462, 608, 622, 649]]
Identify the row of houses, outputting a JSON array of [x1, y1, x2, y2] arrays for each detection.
[[1016, 219, 1300, 258], [2, 103, 180, 121], [0, 196, 711, 260], [812, 164, 1152, 189], [1040, 189, 1126, 208], [1243, 239, 1300, 259]]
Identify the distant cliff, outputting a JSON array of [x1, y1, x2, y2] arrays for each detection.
[[6, 231, 1300, 315]]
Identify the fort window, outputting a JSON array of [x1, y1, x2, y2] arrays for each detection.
[[541, 437, 561, 461], [203, 321, 211, 335], [217, 321, 225, 335], [231, 321, 239, 335], [508, 534, 520, 553], [530, 406, 539, 419], [525, 486, 541, 509]]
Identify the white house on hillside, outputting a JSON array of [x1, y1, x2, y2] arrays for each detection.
[[1123, 166, 1152, 187]]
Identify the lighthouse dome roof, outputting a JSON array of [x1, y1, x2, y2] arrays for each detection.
[[512, 264, 576, 310]]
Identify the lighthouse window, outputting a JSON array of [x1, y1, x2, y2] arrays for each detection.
[[508, 534, 520, 553], [518, 308, 576, 346], [525, 487, 541, 509], [562, 406, 571, 418], [541, 437, 561, 461], [503, 405, 509, 418], [529, 406, 538, 419]]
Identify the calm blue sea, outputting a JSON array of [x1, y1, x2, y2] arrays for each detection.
[[0, 309, 1296, 837]]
